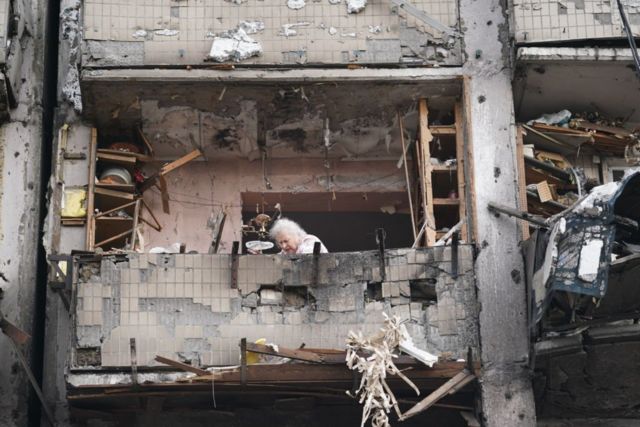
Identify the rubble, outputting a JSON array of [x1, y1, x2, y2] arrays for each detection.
[[346, 0, 367, 13], [208, 25, 263, 62]]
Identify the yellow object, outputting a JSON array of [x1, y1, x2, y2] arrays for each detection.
[[61, 188, 87, 218], [246, 338, 267, 365]]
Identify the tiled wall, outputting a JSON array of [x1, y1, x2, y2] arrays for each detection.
[[73, 247, 477, 368], [80, 0, 461, 65], [513, 0, 640, 43]]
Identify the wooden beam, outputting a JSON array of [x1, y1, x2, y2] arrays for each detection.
[[516, 125, 530, 240], [94, 228, 135, 248], [86, 128, 98, 250], [419, 99, 436, 246], [130, 199, 141, 250], [455, 102, 468, 242], [399, 369, 476, 421], [190, 361, 478, 384], [157, 177, 170, 214], [154, 355, 208, 376], [137, 127, 154, 157], [462, 77, 478, 246], [398, 113, 417, 240], [140, 149, 203, 192], [141, 199, 162, 232], [159, 149, 203, 176], [246, 343, 343, 364], [93, 200, 138, 219]]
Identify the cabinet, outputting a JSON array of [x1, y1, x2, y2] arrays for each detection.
[[86, 129, 143, 251]]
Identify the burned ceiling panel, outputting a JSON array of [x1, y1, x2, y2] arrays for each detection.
[[81, 79, 460, 160], [81, 0, 462, 66], [514, 57, 640, 128]]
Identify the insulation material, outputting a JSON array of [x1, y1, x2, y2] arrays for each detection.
[[513, 0, 640, 43], [346, 313, 425, 427], [61, 188, 87, 218]]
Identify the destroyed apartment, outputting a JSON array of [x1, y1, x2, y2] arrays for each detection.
[[1, 0, 640, 426]]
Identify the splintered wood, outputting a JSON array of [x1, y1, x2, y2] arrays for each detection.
[[346, 314, 422, 427]]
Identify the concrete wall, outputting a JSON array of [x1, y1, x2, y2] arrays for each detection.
[[0, 0, 46, 426], [142, 159, 405, 253], [71, 247, 477, 371]]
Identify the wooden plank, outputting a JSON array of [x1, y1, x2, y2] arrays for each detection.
[[94, 228, 134, 248], [454, 102, 468, 242], [399, 113, 417, 240], [62, 219, 86, 226], [98, 148, 153, 162], [430, 125, 456, 135], [462, 77, 478, 246], [0, 316, 31, 345], [399, 369, 475, 421], [157, 177, 170, 215], [246, 343, 326, 363], [137, 127, 155, 157], [86, 128, 98, 251], [515, 125, 530, 240], [413, 118, 429, 248], [433, 198, 460, 205], [197, 361, 477, 383], [419, 99, 436, 246], [94, 200, 138, 219], [159, 149, 203, 176], [154, 355, 208, 376], [432, 165, 458, 172], [130, 199, 141, 250], [141, 199, 162, 232], [96, 151, 138, 166], [95, 182, 136, 192], [571, 119, 634, 138], [94, 187, 136, 201]]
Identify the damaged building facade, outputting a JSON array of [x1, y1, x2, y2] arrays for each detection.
[[0, 0, 639, 425]]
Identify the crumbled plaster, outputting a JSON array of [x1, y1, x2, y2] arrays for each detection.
[[280, 22, 311, 37], [154, 29, 179, 37], [208, 24, 264, 62], [60, 0, 82, 112], [346, 0, 367, 13], [287, 0, 306, 9]]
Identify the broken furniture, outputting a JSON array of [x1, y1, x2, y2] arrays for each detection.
[[86, 128, 144, 250], [522, 172, 640, 334], [85, 128, 202, 251]]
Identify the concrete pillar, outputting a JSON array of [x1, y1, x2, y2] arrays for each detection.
[[460, 0, 537, 425], [0, 0, 47, 425]]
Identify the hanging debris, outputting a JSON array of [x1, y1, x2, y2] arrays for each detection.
[[346, 313, 436, 427]]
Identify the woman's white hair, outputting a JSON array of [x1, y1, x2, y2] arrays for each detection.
[[269, 218, 307, 242]]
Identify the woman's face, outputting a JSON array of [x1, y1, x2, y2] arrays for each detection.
[[276, 233, 298, 254]]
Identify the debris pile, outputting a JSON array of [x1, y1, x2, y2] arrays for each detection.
[[521, 110, 640, 219]]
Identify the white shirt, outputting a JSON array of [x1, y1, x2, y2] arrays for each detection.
[[280, 234, 328, 254]]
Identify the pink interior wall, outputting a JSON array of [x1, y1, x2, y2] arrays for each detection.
[[142, 158, 405, 253]]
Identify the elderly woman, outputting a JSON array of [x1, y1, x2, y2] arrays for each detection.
[[269, 218, 328, 254]]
